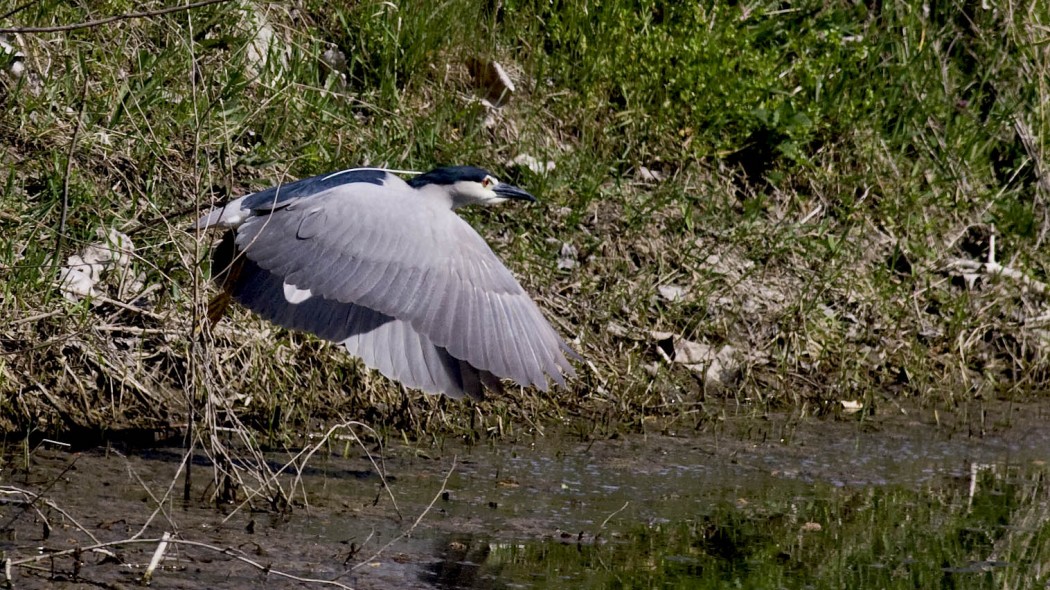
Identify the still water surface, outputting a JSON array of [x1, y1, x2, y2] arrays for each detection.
[[2, 402, 1048, 589]]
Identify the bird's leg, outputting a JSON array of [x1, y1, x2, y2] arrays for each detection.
[[205, 231, 244, 326]]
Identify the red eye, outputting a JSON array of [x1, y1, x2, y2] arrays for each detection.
[[482, 177, 494, 188]]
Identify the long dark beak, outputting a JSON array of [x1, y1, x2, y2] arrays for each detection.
[[493, 183, 536, 202]]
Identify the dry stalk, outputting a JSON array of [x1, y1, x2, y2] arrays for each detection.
[[217, 420, 402, 524], [943, 231, 1050, 297], [2, 536, 354, 589], [347, 456, 458, 573], [0, 0, 233, 34], [141, 531, 171, 585], [123, 449, 193, 540]]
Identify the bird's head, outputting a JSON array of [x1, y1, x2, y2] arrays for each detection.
[[408, 166, 536, 209]]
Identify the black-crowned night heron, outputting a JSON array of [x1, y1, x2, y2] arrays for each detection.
[[193, 166, 578, 399]]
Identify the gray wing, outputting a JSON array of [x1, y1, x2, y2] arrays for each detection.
[[232, 183, 576, 390], [223, 243, 499, 399]]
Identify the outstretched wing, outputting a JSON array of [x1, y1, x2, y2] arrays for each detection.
[[215, 233, 500, 399], [202, 173, 576, 391]]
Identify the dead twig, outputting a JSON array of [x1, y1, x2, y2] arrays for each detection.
[[292, 422, 401, 519], [0, 0, 232, 34], [943, 229, 1049, 297], [944, 257, 1049, 296], [141, 532, 171, 585], [0, 0, 42, 22], [218, 420, 401, 524], [2, 536, 354, 589], [599, 500, 630, 530], [0, 456, 80, 534], [124, 448, 192, 540], [348, 456, 457, 573], [51, 78, 87, 280], [9, 310, 63, 326]]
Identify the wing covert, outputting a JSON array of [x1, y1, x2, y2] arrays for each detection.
[[218, 243, 495, 398]]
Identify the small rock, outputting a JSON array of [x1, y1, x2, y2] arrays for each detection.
[[840, 400, 864, 414], [480, 100, 500, 129], [676, 340, 740, 386], [321, 44, 347, 73], [58, 267, 100, 301], [56, 228, 136, 302], [240, 6, 288, 78], [0, 34, 24, 79], [320, 43, 348, 87]]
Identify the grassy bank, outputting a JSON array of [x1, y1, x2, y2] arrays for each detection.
[[0, 0, 1048, 442]]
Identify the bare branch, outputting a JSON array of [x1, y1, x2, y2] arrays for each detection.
[[349, 456, 458, 572], [3, 536, 355, 589], [0, 0, 232, 34], [944, 258, 1049, 297]]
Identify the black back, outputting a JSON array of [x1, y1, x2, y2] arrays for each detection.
[[242, 168, 387, 211], [407, 166, 491, 189]]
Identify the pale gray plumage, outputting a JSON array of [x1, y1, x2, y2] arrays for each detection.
[[195, 166, 577, 399]]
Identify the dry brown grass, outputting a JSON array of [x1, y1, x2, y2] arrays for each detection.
[[0, 0, 1048, 452]]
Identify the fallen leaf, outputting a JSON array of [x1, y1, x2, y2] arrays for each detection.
[[658, 284, 687, 302], [466, 58, 515, 105], [557, 242, 578, 270], [840, 400, 864, 414], [507, 154, 555, 175]]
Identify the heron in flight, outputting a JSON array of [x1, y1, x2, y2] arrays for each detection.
[[194, 166, 578, 399]]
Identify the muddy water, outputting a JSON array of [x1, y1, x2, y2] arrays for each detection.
[[2, 402, 1050, 589]]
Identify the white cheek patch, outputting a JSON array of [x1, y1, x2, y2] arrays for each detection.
[[283, 282, 313, 304]]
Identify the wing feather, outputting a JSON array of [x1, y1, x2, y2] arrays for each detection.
[[494, 295, 527, 386], [390, 266, 425, 311], [506, 299, 546, 387], [486, 292, 514, 380], [220, 252, 491, 398], [225, 179, 575, 388]]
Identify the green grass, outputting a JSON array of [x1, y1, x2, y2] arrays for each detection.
[[0, 0, 1048, 440]]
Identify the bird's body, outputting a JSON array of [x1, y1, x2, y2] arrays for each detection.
[[194, 166, 577, 399]]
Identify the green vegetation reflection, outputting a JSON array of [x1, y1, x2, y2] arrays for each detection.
[[481, 464, 1050, 589]]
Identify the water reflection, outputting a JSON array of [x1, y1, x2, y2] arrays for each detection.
[[402, 405, 1050, 589], [422, 536, 500, 589], [449, 460, 1049, 589], [3, 405, 1049, 589]]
